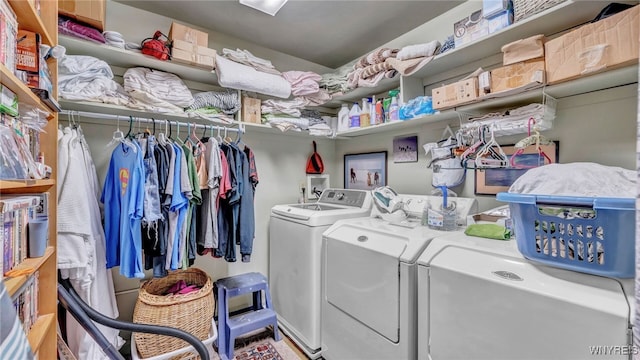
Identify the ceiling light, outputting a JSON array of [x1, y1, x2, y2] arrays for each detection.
[[239, 0, 288, 16]]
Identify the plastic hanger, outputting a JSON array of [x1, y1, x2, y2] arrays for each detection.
[[510, 118, 553, 169], [175, 122, 184, 145], [475, 125, 507, 169], [157, 119, 168, 145], [459, 125, 487, 168]]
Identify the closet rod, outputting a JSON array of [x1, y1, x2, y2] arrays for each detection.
[[60, 110, 245, 133]]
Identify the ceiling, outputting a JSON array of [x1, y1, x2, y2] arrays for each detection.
[[115, 0, 463, 69]]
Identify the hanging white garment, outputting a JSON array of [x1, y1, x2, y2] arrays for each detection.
[[58, 128, 123, 360]]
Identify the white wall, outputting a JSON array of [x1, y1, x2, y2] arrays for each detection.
[[335, 84, 638, 212], [105, 0, 332, 74]]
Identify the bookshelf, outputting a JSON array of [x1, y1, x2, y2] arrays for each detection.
[[0, 0, 58, 358]]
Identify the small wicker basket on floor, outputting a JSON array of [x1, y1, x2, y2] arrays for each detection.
[[133, 268, 214, 359]]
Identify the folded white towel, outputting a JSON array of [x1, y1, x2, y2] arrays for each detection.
[[222, 48, 281, 75], [124, 67, 194, 108], [397, 40, 441, 61], [216, 55, 291, 99]]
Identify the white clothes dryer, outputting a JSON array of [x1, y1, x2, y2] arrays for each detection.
[[417, 232, 634, 360], [321, 195, 477, 360], [269, 189, 372, 359]]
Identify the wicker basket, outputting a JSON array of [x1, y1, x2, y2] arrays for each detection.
[[514, 0, 568, 22], [133, 268, 214, 359]]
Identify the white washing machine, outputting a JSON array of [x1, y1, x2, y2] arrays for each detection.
[[417, 232, 635, 360], [269, 189, 372, 359], [321, 195, 477, 360]]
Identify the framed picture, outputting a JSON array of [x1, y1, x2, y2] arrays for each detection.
[[393, 135, 418, 163], [474, 141, 559, 195], [344, 151, 387, 190]]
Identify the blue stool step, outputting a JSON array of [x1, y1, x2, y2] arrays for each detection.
[[215, 272, 281, 360]]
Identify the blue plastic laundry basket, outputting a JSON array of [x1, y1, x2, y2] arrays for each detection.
[[496, 193, 635, 278]]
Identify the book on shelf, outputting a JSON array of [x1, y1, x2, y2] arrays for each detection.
[[11, 271, 39, 333], [0, 194, 45, 275]]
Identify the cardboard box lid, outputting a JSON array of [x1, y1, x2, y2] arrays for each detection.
[[169, 22, 208, 47], [501, 34, 544, 66]]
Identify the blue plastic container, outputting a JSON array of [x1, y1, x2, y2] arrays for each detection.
[[496, 192, 635, 278]]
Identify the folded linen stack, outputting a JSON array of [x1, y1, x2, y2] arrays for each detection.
[[58, 55, 131, 106], [320, 64, 353, 96], [222, 48, 281, 75], [282, 71, 331, 106], [215, 55, 292, 99], [185, 90, 240, 124], [346, 47, 399, 89], [124, 67, 194, 113]]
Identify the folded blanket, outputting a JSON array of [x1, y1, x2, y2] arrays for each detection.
[[263, 114, 310, 130], [222, 48, 281, 75], [216, 55, 291, 99], [385, 56, 435, 76], [58, 55, 131, 106], [282, 71, 322, 96], [299, 90, 331, 106], [187, 90, 240, 115], [397, 40, 441, 61], [356, 47, 399, 69], [261, 98, 309, 117], [124, 67, 194, 108], [103, 31, 126, 49], [308, 123, 333, 137]]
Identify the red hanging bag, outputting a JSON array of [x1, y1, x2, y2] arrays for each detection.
[[141, 30, 172, 61], [306, 141, 325, 174]]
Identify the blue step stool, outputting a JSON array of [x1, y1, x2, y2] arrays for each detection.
[[214, 272, 281, 360]]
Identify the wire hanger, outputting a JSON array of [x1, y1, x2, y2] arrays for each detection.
[[510, 118, 554, 169]]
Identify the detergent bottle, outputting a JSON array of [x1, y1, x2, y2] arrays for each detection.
[[349, 102, 361, 128], [337, 104, 350, 132], [369, 96, 377, 125], [375, 99, 384, 124], [360, 98, 370, 127]]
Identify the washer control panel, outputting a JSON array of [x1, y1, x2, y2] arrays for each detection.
[[319, 189, 368, 208]]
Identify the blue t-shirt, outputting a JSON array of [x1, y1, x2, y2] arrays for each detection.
[[168, 144, 189, 270], [101, 143, 145, 278]]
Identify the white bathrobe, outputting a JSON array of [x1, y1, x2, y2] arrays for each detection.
[[58, 127, 123, 360]]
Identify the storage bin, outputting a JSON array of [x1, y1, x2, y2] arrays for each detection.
[[133, 268, 214, 359], [513, 0, 567, 22], [496, 193, 635, 278]]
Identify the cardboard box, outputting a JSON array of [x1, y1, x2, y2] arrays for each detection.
[[454, 9, 488, 48], [483, 0, 511, 18], [59, 0, 106, 31], [490, 58, 545, 93], [241, 97, 261, 124], [502, 34, 544, 66], [169, 22, 208, 47], [432, 77, 479, 110], [454, 6, 513, 48], [171, 39, 216, 69], [545, 6, 639, 84]]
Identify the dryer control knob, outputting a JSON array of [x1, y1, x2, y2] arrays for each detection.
[[337, 193, 345, 200], [357, 236, 368, 242]]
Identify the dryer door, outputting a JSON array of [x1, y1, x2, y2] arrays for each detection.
[[428, 246, 630, 360], [325, 224, 407, 342]]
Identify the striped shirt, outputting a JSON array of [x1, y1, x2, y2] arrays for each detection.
[[0, 282, 34, 359]]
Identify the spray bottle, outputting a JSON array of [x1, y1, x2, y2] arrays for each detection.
[[389, 95, 400, 121]]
